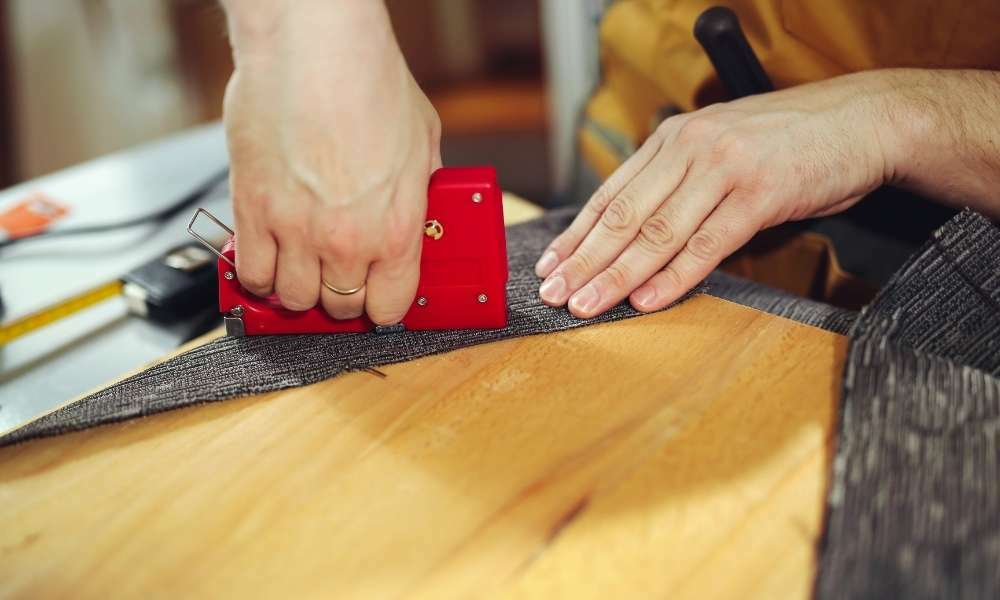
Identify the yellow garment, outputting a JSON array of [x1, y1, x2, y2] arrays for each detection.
[[582, 0, 1000, 178]]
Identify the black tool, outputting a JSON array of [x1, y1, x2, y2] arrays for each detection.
[[694, 6, 773, 99], [121, 243, 219, 323]]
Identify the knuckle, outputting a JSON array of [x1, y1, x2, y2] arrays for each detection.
[[429, 114, 442, 143], [660, 265, 686, 290], [677, 116, 718, 144], [281, 291, 315, 311], [271, 210, 309, 237], [232, 189, 272, 222], [323, 296, 365, 320], [708, 131, 748, 165], [382, 218, 419, 259], [586, 185, 615, 216], [563, 250, 597, 280], [686, 228, 724, 262], [636, 213, 676, 254], [601, 262, 632, 291], [600, 196, 637, 234], [229, 186, 271, 212], [547, 231, 573, 256], [312, 219, 357, 257], [656, 114, 682, 136], [235, 259, 272, 293], [332, 308, 365, 320], [276, 275, 318, 310], [366, 271, 418, 326], [239, 271, 272, 294], [367, 304, 407, 326]]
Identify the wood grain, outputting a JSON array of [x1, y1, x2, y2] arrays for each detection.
[[0, 196, 845, 599]]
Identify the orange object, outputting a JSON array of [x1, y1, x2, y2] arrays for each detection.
[[0, 192, 70, 238]]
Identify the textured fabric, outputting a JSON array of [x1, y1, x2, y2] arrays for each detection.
[[817, 209, 1000, 599], [0, 210, 666, 445], [847, 210, 1000, 373], [706, 270, 857, 335], [1, 208, 860, 447]]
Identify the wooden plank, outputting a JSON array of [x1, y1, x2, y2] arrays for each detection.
[[0, 292, 845, 599], [0, 191, 843, 598]]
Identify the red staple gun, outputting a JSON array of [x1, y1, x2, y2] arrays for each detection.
[[188, 166, 508, 336]]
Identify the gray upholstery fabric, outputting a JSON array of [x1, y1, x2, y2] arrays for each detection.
[[0, 209, 857, 447], [705, 270, 857, 335], [817, 209, 1000, 600], [0, 210, 680, 445], [847, 210, 1000, 374], [0, 210, 854, 445]]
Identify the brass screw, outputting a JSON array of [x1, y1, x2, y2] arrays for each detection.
[[417, 296, 428, 307], [472, 192, 483, 204], [424, 219, 444, 240], [224, 271, 235, 280], [477, 294, 488, 303]]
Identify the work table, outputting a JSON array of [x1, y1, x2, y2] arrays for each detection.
[[0, 194, 844, 598]]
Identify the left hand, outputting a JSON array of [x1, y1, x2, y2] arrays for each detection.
[[535, 71, 898, 318]]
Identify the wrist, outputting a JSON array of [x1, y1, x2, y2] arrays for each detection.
[[863, 69, 942, 188], [219, 0, 289, 51], [221, 1, 391, 62]]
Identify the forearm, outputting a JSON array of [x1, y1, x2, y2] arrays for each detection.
[[877, 69, 1000, 219], [217, 0, 441, 321]]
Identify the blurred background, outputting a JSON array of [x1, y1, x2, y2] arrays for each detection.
[[0, 0, 612, 204]]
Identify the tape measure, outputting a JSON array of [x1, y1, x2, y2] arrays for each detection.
[[0, 280, 123, 346]]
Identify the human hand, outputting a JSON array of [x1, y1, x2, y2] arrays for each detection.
[[221, 0, 441, 323], [536, 71, 900, 318]]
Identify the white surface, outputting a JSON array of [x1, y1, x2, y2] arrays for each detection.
[[0, 122, 231, 434], [0, 122, 229, 318], [540, 0, 607, 196], [10, 0, 197, 178]]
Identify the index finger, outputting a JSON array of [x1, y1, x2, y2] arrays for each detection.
[[535, 117, 685, 278]]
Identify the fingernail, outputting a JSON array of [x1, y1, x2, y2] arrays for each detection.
[[631, 285, 657, 309], [535, 250, 559, 277], [539, 274, 567, 304], [569, 284, 599, 316]]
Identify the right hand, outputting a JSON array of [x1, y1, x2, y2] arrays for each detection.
[[221, 0, 441, 323]]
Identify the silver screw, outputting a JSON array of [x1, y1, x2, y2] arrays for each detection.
[[417, 296, 428, 307], [231, 305, 245, 317], [472, 192, 483, 204], [477, 293, 488, 303], [224, 271, 235, 280]]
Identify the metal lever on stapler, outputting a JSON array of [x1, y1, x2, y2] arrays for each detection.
[[186, 208, 236, 269]]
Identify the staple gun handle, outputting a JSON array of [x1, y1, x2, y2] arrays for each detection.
[[694, 6, 774, 100]]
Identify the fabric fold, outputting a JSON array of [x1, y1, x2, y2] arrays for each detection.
[[817, 209, 1000, 600]]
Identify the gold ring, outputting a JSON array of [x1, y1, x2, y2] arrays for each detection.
[[322, 279, 364, 296]]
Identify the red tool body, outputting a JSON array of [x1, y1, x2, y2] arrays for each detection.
[[215, 166, 508, 335]]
